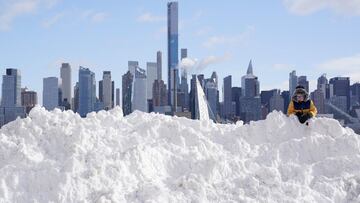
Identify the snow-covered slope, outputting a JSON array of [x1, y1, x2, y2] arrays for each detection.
[[0, 106, 360, 202]]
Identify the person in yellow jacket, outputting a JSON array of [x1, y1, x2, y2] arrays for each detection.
[[287, 85, 317, 124]]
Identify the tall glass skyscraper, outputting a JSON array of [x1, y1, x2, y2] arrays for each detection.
[[240, 61, 261, 123], [1, 69, 21, 107], [146, 62, 158, 100], [329, 77, 350, 111], [180, 48, 189, 110], [128, 61, 139, 76], [223, 75, 232, 118], [21, 88, 37, 114], [122, 71, 133, 116], [102, 71, 112, 110], [298, 76, 309, 92], [289, 70, 298, 98], [241, 60, 260, 98], [156, 51, 162, 81], [133, 67, 147, 112], [43, 77, 59, 110], [0, 69, 25, 126], [167, 1, 179, 108], [60, 63, 71, 106], [78, 67, 96, 117]]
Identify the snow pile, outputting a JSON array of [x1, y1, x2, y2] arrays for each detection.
[[1, 107, 360, 202]]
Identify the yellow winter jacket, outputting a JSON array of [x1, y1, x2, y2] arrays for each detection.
[[287, 100, 317, 117]]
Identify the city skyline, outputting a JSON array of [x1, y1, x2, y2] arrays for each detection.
[[1, 1, 360, 201], [1, 0, 360, 104]]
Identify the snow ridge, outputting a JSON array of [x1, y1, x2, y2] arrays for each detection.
[[0, 106, 360, 202]]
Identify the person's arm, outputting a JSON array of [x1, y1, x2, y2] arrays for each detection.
[[309, 100, 317, 117], [287, 101, 295, 116]]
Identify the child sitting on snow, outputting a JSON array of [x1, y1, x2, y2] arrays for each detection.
[[287, 85, 317, 124]]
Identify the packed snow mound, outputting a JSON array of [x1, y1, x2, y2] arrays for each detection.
[[1, 107, 360, 202]]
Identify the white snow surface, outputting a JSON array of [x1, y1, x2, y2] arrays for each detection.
[[1, 106, 360, 202]]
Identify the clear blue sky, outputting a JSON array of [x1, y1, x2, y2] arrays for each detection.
[[1, 0, 360, 103]]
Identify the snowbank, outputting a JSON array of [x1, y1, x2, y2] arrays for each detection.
[[0, 106, 360, 202]]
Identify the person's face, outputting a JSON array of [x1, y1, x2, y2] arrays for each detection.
[[297, 94, 304, 102]]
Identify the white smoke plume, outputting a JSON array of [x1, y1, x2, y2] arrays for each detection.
[[179, 53, 231, 73]]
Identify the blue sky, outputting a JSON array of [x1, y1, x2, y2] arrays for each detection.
[[1, 0, 360, 103]]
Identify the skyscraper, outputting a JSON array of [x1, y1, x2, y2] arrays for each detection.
[[116, 88, 120, 106], [240, 97, 261, 123], [298, 76, 309, 92], [269, 90, 284, 112], [240, 60, 261, 123], [153, 79, 167, 107], [73, 82, 79, 113], [241, 60, 260, 98], [281, 91, 290, 114], [311, 89, 325, 114], [112, 81, 115, 108], [189, 75, 196, 119], [329, 77, 350, 111], [122, 71, 133, 116], [223, 75, 232, 118], [180, 48, 189, 110], [128, 61, 139, 76], [156, 51, 162, 80], [261, 89, 278, 113], [0, 69, 26, 126], [146, 62, 158, 100], [43, 77, 59, 111], [181, 48, 188, 78], [351, 83, 360, 107], [102, 71, 112, 110], [318, 74, 328, 90], [1, 69, 21, 107], [167, 1, 179, 109], [133, 67, 147, 112], [317, 74, 330, 99], [205, 79, 218, 120], [78, 67, 96, 117], [21, 88, 37, 114], [210, 72, 218, 90], [289, 70, 298, 97], [60, 63, 71, 107], [98, 80, 103, 102], [231, 87, 242, 117]]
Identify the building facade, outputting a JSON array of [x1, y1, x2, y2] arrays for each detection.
[[146, 62, 158, 100], [311, 89, 325, 114], [298, 76, 309, 92], [0, 69, 26, 127], [329, 77, 350, 111], [102, 71, 112, 110], [223, 75, 232, 118], [133, 67, 147, 112], [240, 61, 261, 123], [167, 1, 179, 108], [60, 63, 71, 107], [122, 71, 133, 116], [78, 67, 96, 117], [43, 77, 59, 111], [21, 88, 37, 114], [289, 70, 298, 98], [269, 91, 284, 112], [157, 51, 162, 80], [116, 88, 120, 106], [153, 79, 167, 107]]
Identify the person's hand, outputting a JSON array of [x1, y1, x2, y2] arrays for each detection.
[[304, 112, 313, 119], [299, 113, 312, 123]]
